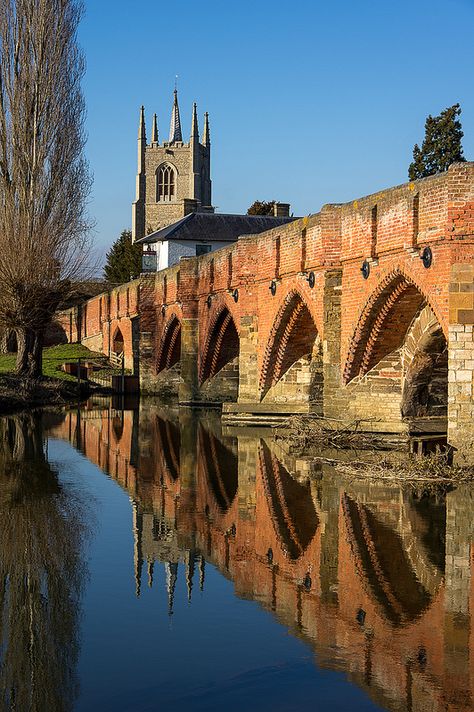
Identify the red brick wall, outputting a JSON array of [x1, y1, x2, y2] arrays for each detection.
[[55, 163, 474, 415]]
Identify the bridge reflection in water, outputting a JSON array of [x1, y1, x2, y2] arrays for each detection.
[[49, 401, 474, 712]]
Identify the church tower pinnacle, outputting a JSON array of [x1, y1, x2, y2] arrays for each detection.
[[151, 113, 159, 145], [169, 89, 183, 143], [202, 112, 210, 147], [132, 107, 147, 242], [191, 102, 199, 141]]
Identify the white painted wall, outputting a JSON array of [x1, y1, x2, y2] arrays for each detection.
[[144, 239, 231, 271]]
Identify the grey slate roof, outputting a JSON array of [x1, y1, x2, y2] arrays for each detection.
[[136, 212, 297, 245]]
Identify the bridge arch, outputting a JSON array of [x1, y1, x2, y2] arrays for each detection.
[[112, 326, 124, 355], [199, 305, 239, 386], [259, 291, 322, 403], [157, 315, 181, 373], [401, 305, 447, 418], [344, 270, 446, 385]]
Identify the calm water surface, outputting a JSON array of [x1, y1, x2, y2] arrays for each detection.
[[0, 399, 472, 711]]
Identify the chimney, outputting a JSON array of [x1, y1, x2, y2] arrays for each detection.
[[183, 198, 199, 215], [273, 202, 290, 217]]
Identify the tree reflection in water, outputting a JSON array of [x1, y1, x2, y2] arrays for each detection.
[[0, 412, 88, 712]]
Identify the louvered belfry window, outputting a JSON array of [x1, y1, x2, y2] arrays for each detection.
[[158, 165, 175, 201]]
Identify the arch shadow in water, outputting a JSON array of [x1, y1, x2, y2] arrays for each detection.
[[259, 442, 318, 560], [199, 426, 238, 512], [342, 493, 433, 626], [156, 417, 181, 482]]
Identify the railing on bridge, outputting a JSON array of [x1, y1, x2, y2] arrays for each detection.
[[109, 350, 124, 369]]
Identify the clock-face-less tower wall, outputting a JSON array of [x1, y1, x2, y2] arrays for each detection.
[[132, 90, 213, 242]]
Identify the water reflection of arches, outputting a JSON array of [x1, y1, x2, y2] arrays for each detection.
[[111, 414, 124, 442], [199, 426, 238, 513], [259, 442, 318, 560], [342, 494, 435, 626], [156, 417, 181, 482], [401, 494, 445, 594]]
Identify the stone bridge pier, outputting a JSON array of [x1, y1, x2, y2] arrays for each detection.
[[56, 163, 474, 456]]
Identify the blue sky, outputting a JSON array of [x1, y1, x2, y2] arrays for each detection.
[[80, 0, 474, 262]]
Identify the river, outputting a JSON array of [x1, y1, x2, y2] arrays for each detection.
[[0, 398, 471, 711]]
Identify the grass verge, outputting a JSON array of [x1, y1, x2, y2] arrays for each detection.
[[0, 343, 106, 382]]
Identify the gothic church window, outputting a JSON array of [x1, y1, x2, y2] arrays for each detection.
[[157, 164, 176, 202]]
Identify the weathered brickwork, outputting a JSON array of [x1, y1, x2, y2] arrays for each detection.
[[56, 280, 140, 370], [448, 261, 474, 458], [56, 163, 474, 448]]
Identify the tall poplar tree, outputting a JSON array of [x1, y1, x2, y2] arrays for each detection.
[[0, 0, 92, 378], [408, 104, 466, 181]]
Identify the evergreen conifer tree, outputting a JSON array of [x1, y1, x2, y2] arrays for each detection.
[[408, 104, 466, 180], [103, 230, 142, 285]]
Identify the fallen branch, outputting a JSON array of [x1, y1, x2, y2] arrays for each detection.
[[309, 452, 474, 487], [275, 414, 398, 450]]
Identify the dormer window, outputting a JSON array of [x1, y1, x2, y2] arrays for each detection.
[[157, 164, 176, 202]]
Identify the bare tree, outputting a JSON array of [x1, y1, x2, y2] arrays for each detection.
[[0, 0, 92, 378]]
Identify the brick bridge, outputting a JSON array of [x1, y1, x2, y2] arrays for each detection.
[[58, 163, 474, 450]]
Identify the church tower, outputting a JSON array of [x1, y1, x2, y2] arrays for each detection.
[[132, 89, 213, 242]]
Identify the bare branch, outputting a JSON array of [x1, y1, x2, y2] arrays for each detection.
[[0, 0, 94, 376]]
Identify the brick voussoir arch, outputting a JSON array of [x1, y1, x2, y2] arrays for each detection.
[[259, 289, 320, 397], [343, 267, 447, 385], [156, 313, 182, 373], [199, 300, 240, 385]]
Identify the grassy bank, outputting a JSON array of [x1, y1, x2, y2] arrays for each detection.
[[0, 343, 104, 381], [0, 343, 111, 415]]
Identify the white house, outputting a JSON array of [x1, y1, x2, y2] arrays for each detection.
[[136, 209, 296, 272]]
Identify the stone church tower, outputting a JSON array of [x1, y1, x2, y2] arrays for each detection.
[[132, 90, 213, 241]]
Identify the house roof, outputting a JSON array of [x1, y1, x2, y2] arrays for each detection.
[[136, 211, 298, 245]]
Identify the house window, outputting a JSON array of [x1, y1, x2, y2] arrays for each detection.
[[196, 244, 212, 256], [157, 165, 176, 202]]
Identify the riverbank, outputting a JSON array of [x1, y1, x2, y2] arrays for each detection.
[[0, 343, 122, 415], [0, 374, 93, 415]]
